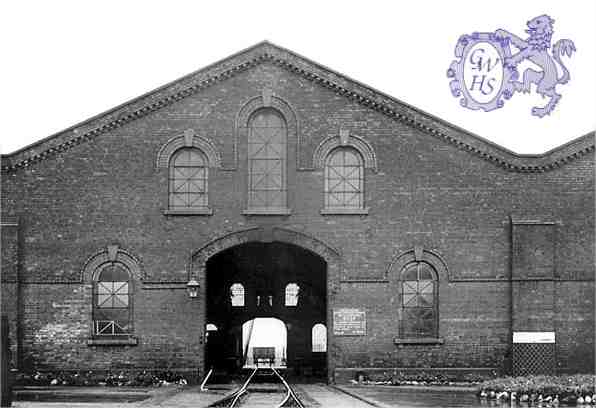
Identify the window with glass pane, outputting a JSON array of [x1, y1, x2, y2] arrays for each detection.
[[230, 283, 245, 307], [169, 148, 208, 209], [285, 283, 299, 306], [312, 324, 327, 352], [248, 109, 287, 209], [93, 263, 131, 336], [400, 262, 437, 338], [325, 148, 364, 209]]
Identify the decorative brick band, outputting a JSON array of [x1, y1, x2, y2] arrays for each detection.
[[2, 42, 593, 173]]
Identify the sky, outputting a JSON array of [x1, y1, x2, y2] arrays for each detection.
[[1, 0, 594, 155]]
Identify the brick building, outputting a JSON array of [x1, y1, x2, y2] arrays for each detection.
[[1, 42, 594, 383]]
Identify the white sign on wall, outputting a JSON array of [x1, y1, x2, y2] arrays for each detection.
[[513, 331, 555, 343], [333, 308, 366, 336]]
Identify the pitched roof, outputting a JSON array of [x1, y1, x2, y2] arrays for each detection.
[[1, 41, 594, 173]]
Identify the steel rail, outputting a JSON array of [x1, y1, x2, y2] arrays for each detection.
[[271, 367, 304, 408], [228, 367, 258, 408], [208, 367, 303, 408], [200, 367, 214, 391], [206, 367, 258, 408]]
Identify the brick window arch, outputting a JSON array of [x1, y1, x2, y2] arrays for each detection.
[[93, 263, 131, 336], [169, 147, 208, 210], [399, 261, 438, 338], [247, 108, 287, 212], [324, 147, 364, 210]]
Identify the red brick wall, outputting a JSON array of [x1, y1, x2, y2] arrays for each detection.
[[1, 62, 594, 378]]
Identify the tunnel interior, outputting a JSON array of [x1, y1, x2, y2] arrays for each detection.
[[205, 241, 327, 378]]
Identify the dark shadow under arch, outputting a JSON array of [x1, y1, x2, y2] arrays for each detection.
[[193, 227, 340, 383]]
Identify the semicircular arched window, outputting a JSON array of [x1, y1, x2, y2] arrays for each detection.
[[93, 263, 131, 336], [400, 261, 438, 338], [324, 147, 364, 211], [169, 147, 208, 211], [312, 323, 327, 352], [247, 108, 287, 212]]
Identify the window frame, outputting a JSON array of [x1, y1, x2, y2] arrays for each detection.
[[91, 262, 133, 339], [230, 283, 245, 307], [321, 146, 369, 215], [284, 283, 300, 307], [243, 108, 291, 215], [398, 261, 439, 341], [165, 147, 212, 215], [311, 323, 327, 353]]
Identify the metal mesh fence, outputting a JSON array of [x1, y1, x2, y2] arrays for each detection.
[[512, 343, 555, 376]]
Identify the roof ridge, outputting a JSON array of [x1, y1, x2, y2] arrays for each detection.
[[1, 41, 594, 173]]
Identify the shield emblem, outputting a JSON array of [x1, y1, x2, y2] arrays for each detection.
[[447, 32, 517, 111]]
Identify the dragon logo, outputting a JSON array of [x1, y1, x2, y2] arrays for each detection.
[[448, 15, 576, 117]]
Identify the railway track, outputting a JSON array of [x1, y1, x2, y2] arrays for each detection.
[[208, 367, 304, 408]]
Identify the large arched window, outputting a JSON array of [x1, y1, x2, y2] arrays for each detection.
[[247, 109, 287, 211], [324, 147, 364, 210], [93, 263, 131, 336], [312, 323, 327, 352], [285, 283, 299, 306], [230, 283, 245, 307], [400, 262, 438, 338], [169, 148, 208, 210]]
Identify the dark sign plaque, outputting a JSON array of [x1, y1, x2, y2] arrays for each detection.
[[333, 308, 366, 336]]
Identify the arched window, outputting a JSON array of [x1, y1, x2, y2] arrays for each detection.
[[230, 283, 245, 307], [312, 323, 327, 352], [206, 323, 218, 338], [324, 147, 364, 210], [247, 109, 287, 211], [285, 283, 299, 306], [93, 263, 131, 336], [169, 148, 208, 210], [400, 262, 438, 338]]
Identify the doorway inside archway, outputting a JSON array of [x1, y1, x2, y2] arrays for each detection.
[[242, 317, 287, 368], [205, 241, 327, 378]]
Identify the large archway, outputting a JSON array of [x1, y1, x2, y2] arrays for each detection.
[[204, 241, 327, 378], [191, 227, 341, 382]]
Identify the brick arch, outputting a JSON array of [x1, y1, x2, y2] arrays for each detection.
[[386, 247, 449, 282], [313, 133, 378, 171], [234, 92, 299, 168], [236, 93, 298, 133], [192, 226, 340, 384], [156, 129, 222, 168], [190, 226, 341, 277], [81, 244, 144, 282]]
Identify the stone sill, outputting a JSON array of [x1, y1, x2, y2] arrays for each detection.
[[87, 337, 138, 346], [243, 208, 292, 216], [394, 338, 444, 345], [320, 207, 369, 215], [163, 208, 213, 216]]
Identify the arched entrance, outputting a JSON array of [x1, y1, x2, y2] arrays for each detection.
[[191, 227, 341, 382], [242, 317, 287, 368]]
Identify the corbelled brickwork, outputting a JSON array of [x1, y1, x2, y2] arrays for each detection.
[[1, 42, 594, 382]]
